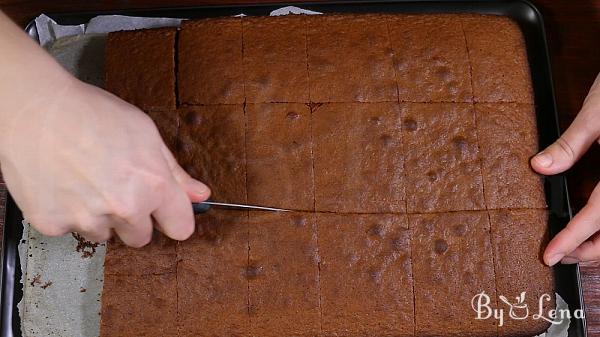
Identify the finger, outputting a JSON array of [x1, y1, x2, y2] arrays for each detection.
[[544, 183, 600, 266], [531, 76, 600, 175], [112, 214, 153, 248], [74, 214, 117, 243], [151, 175, 196, 241], [561, 233, 600, 264], [160, 143, 211, 202], [24, 214, 74, 237]]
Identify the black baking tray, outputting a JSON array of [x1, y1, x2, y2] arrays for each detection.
[[0, 1, 586, 336]]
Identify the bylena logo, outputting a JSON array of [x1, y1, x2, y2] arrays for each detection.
[[471, 291, 585, 327]]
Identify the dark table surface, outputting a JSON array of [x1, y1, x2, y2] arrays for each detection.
[[0, 0, 598, 335]]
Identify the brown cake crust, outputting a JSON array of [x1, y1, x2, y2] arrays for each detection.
[[312, 102, 405, 213], [248, 212, 320, 337], [462, 15, 533, 103], [307, 14, 398, 102], [176, 105, 246, 203], [178, 18, 244, 104], [102, 13, 549, 337], [246, 103, 314, 210], [100, 273, 177, 337], [103, 231, 176, 275], [402, 103, 485, 212], [489, 209, 554, 337], [318, 213, 413, 336], [387, 14, 472, 102], [410, 211, 498, 337], [476, 103, 546, 209], [105, 28, 176, 111], [177, 210, 249, 337], [146, 110, 179, 154], [243, 16, 309, 103]]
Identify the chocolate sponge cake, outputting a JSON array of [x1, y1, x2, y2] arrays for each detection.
[[105, 27, 176, 111], [102, 13, 553, 337]]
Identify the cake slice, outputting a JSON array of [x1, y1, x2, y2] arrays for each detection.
[[246, 103, 314, 210], [105, 28, 176, 111], [463, 15, 533, 103], [410, 211, 498, 336], [489, 209, 554, 336], [176, 105, 246, 204], [248, 212, 321, 336], [177, 210, 249, 337], [103, 231, 176, 276], [318, 213, 414, 336], [312, 102, 405, 213], [387, 14, 472, 102], [178, 18, 244, 104], [243, 16, 309, 103], [402, 102, 485, 212], [475, 103, 546, 209], [307, 14, 398, 102], [100, 273, 177, 336]]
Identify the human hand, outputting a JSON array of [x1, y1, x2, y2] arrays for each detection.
[[0, 76, 210, 247], [531, 73, 600, 266]]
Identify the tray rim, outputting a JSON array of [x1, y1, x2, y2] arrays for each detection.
[[2, 1, 586, 336]]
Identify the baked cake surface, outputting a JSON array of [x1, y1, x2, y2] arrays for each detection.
[[102, 13, 552, 337], [105, 27, 176, 110]]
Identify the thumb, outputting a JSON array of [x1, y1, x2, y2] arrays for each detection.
[[160, 144, 211, 202], [531, 75, 600, 175]]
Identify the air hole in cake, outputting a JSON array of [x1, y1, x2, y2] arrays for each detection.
[[245, 263, 264, 280], [426, 170, 438, 182], [447, 81, 460, 95], [369, 116, 383, 125], [394, 59, 408, 71], [380, 134, 394, 147], [367, 224, 384, 237], [368, 268, 383, 284], [435, 67, 451, 81], [452, 135, 469, 156], [288, 140, 302, 151], [286, 111, 300, 120], [403, 118, 418, 131], [291, 216, 307, 227], [384, 47, 394, 57], [391, 237, 405, 250], [452, 224, 468, 237], [433, 239, 449, 254], [349, 252, 359, 265], [184, 112, 203, 125], [424, 222, 435, 232]]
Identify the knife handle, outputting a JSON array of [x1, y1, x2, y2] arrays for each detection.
[[192, 202, 211, 214]]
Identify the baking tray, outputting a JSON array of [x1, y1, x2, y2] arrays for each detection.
[[0, 1, 585, 336]]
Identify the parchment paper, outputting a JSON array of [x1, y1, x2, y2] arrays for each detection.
[[18, 8, 568, 337]]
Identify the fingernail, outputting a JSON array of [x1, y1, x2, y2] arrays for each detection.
[[191, 180, 210, 196], [534, 152, 553, 168], [546, 253, 564, 266], [561, 256, 579, 264]]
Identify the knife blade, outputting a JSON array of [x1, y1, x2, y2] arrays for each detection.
[[192, 201, 290, 214]]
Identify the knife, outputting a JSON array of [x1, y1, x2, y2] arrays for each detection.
[[192, 201, 290, 214]]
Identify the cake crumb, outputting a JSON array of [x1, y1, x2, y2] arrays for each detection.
[[30, 274, 41, 287], [72, 233, 99, 258]]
